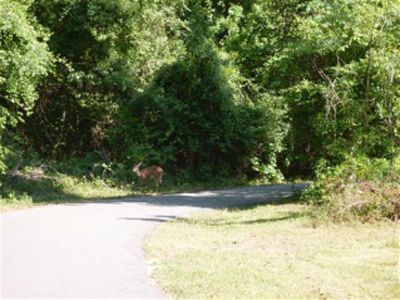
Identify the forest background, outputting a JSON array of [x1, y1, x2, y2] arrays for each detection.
[[1, 0, 399, 219]]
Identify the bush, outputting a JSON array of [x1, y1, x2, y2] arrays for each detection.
[[303, 155, 400, 223], [0, 1, 52, 173]]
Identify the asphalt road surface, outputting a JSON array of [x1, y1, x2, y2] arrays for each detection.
[[1, 184, 306, 299]]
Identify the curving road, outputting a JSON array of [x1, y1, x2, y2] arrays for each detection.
[[1, 184, 306, 299]]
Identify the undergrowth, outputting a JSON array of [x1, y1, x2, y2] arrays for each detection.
[[303, 155, 400, 223], [0, 153, 246, 210]]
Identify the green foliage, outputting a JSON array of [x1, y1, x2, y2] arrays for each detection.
[[1, 0, 399, 201], [0, 0, 52, 172], [0, 0, 51, 127], [113, 45, 248, 177], [111, 4, 286, 179], [222, 0, 400, 175], [303, 155, 400, 222], [23, 0, 186, 157]]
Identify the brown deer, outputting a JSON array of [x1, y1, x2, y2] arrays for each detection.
[[133, 162, 164, 187]]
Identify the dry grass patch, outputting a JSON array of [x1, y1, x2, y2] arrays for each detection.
[[145, 203, 400, 299]]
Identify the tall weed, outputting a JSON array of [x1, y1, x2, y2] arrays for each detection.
[[303, 155, 400, 222]]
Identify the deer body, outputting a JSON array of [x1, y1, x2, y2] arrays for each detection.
[[133, 163, 163, 187]]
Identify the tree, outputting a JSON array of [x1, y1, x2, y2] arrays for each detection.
[[23, 0, 186, 158], [220, 0, 400, 175], [111, 1, 287, 181], [0, 0, 52, 172]]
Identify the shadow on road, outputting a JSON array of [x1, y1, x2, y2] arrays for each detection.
[[84, 183, 308, 210]]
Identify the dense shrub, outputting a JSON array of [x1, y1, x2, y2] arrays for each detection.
[[112, 44, 285, 179], [109, 3, 287, 180], [303, 156, 400, 222]]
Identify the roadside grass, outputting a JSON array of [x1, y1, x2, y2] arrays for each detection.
[[0, 153, 285, 212], [0, 169, 245, 211], [145, 201, 400, 299], [0, 174, 136, 211]]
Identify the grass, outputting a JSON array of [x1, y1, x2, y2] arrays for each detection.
[[145, 201, 400, 299], [0, 174, 136, 211], [0, 167, 245, 211]]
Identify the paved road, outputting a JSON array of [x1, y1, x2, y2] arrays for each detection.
[[1, 184, 305, 299]]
